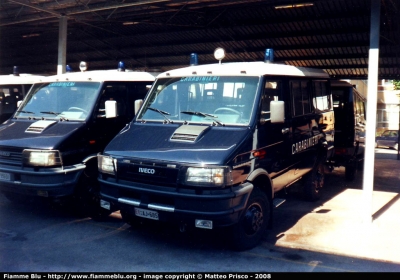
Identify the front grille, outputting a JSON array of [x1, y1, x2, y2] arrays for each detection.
[[118, 160, 180, 187], [0, 147, 23, 166]]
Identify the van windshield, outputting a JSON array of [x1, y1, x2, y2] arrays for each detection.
[[138, 76, 260, 125], [15, 82, 101, 121]]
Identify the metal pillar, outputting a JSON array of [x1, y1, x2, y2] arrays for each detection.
[[362, 0, 381, 223], [57, 16, 67, 75]]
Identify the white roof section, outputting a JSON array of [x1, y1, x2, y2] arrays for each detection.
[[158, 61, 329, 79], [40, 70, 157, 83], [0, 74, 46, 85]]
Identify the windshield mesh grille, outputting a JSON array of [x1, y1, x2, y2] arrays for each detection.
[[25, 126, 45, 133], [170, 133, 198, 142]]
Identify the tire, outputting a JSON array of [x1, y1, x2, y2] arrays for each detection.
[[345, 159, 357, 181], [229, 188, 270, 251], [303, 155, 325, 201], [73, 171, 112, 220]]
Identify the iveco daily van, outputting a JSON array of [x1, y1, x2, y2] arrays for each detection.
[[98, 49, 333, 249], [0, 62, 156, 217]]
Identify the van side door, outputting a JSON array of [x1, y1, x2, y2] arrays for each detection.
[[90, 82, 150, 152], [256, 79, 292, 192]]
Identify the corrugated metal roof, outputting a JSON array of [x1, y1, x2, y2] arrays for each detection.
[[0, 0, 399, 79]]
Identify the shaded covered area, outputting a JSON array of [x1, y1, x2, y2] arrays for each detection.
[[0, 0, 399, 79]]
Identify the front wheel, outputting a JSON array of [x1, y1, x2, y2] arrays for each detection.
[[229, 188, 270, 251], [73, 168, 112, 219]]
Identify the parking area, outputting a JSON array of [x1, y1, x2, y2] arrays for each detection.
[[271, 148, 400, 263]]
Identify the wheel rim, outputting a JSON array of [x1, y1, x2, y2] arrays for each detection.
[[243, 203, 264, 236]]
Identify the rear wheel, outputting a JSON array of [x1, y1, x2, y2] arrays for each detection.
[[345, 159, 358, 181], [229, 188, 270, 251], [304, 155, 325, 201]]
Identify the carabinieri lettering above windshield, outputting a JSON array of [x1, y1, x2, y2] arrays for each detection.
[[49, 82, 76, 87], [180, 76, 220, 82], [292, 135, 321, 154]]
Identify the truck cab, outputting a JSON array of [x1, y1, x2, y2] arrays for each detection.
[[0, 62, 156, 216], [98, 49, 333, 250]]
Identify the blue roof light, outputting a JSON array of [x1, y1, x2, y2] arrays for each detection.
[[66, 65, 73, 72], [13, 66, 19, 76], [264, 48, 274, 63], [190, 53, 198, 66], [118, 61, 126, 71]]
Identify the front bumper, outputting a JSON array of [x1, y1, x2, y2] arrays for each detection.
[[99, 176, 253, 228], [0, 163, 86, 198]]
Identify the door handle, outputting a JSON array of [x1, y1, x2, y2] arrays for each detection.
[[282, 128, 289, 134]]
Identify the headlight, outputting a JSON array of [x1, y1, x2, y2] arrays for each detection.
[[98, 154, 117, 175], [22, 149, 62, 167], [185, 166, 232, 187]]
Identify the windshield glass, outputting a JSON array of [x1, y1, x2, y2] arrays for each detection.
[[138, 76, 260, 125], [15, 82, 101, 121]]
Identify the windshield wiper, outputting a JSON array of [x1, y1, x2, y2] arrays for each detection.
[[16, 110, 35, 114], [181, 111, 224, 126], [148, 107, 173, 123], [40, 111, 68, 121]]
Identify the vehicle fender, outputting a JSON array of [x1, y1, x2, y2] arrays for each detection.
[[82, 154, 99, 178], [246, 168, 274, 200]]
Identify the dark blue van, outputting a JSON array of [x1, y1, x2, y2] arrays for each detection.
[[97, 49, 334, 249], [0, 64, 156, 216]]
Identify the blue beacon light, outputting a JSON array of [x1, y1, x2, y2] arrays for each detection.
[[264, 48, 274, 63], [66, 65, 73, 72], [190, 53, 198, 66], [118, 61, 126, 71], [13, 66, 20, 76]]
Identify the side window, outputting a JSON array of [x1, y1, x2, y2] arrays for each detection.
[[99, 83, 128, 117], [313, 81, 331, 111], [262, 80, 282, 116], [290, 80, 311, 116]]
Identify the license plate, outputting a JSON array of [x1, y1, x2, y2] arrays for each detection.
[[0, 172, 10, 181], [134, 207, 159, 220]]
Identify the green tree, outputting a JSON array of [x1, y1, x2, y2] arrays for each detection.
[[394, 80, 400, 90]]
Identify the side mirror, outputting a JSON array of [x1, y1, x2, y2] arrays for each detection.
[[270, 100, 285, 123], [135, 99, 143, 115], [105, 100, 117, 118]]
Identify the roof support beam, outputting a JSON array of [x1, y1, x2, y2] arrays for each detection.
[[57, 15, 67, 75], [362, 0, 381, 223]]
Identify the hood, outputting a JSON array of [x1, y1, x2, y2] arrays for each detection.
[[0, 119, 86, 149], [104, 122, 252, 165]]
